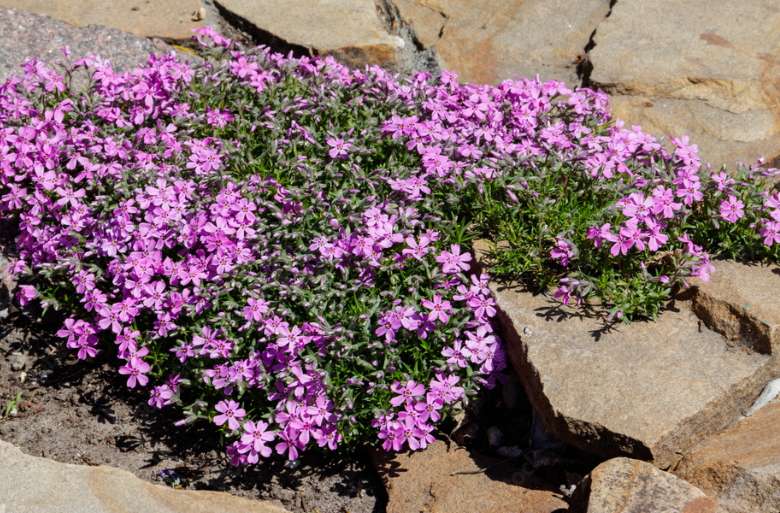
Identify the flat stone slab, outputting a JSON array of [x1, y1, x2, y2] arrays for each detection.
[[215, 0, 399, 69], [0, 0, 207, 41], [589, 0, 780, 169], [394, 0, 611, 85], [476, 242, 779, 468], [674, 398, 780, 513], [370, 440, 567, 513], [570, 457, 724, 513], [681, 260, 780, 355], [0, 441, 288, 513]]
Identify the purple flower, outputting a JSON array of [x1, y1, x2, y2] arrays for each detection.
[[390, 380, 426, 407], [760, 220, 780, 247], [719, 195, 745, 223], [239, 420, 275, 462], [214, 400, 246, 431], [375, 311, 401, 342], [550, 238, 575, 266], [118, 358, 150, 388], [326, 137, 350, 159], [421, 294, 452, 324], [434, 244, 472, 274]]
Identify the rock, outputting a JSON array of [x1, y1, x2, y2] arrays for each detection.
[[0, 0, 207, 41], [680, 259, 780, 355], [393, 0, 611, 85], [569, 457, 724, 513], [393, 0, 447, 50], [8, 352, 27, 371], [475, 240, 779, 468], [529, 408, 566, 454], [0, 441, 288, 513], [742, 378, 780, 418], [674, 398, 780, 513], [370, 440, 567, 513], [588, 0, 780, 170], [214, 0, 399, 69], [0, 5, 185, 83]]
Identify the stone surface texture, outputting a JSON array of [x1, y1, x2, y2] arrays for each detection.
[[680, 260, 780, 355], [569, 457, 724, 513], [393, 0, 611, 85], [215, 0, 400, 69], [371, 440, 567, 513], [0, 441, 288, 513], [476, 241, 780, 468], [0, 0, 207, 41], [589, 0, 780, 170], [0, 5, 187, 82], [393, 0, 447, 50], [674, 399, 780, 513]]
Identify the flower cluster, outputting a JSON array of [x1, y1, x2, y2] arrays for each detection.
[[4, 24, 778, 465], [0, 28, 508, 462]]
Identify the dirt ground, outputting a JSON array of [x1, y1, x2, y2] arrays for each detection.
[[0, 305, 387, 513]]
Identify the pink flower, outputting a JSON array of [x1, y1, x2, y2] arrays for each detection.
[[314, 424, 341, 450], [214, 400, 246, 431], [435, 244, 472, 274], [719, 195, 745, 223], [390, 380, 426, 407], [16, 285, 36, 306], [554, 285, 572, 306], [118, 358, 150, 388], [587, 223, 613, 247], [375, 311, 401, 342], [760, 220, 780, 247], [550, 238, 575, 266], [421, 294, 452, 324], [467, 295, 497, 319], [326, 137, 350, 159], [239, 420, 275, 462]]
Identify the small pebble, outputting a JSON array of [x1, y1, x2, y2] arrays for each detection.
[[9, 353, 27, 371]]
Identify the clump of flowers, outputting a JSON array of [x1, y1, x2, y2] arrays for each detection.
[[2, 25, 779, 465], [0, 29, 506, 463]]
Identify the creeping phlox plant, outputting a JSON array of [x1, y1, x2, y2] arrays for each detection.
[[3, 26, 780, 463], [0, 29, 505, 463]]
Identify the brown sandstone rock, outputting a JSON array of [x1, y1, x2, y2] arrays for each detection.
[[394, 0, 611, 85], [681, 259, 780, 355], [370, 440, 567, 513], [475, 240, 779, 469], [214, 0, 400, 69], [393, 0, 446, 50], [0, 0, 207, 41], [589, 0, 780, 170], [0, 441, 288, 513], [674, 399, 780, 513], [569, 457, 724, 513]]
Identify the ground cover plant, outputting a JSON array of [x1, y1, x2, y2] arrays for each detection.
[[2, 27, 779, 464]]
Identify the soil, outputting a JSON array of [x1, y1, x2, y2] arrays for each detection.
[[0, 302, 387, 513]]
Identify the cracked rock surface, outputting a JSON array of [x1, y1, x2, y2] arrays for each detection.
[[476, 240, 780, 469], [370, 440, 567, 513], [674, 397, 780, 513], [570, 457, 724, 513], [215, 0, 401, 69], [387, 0, 611, 85], [0, 441, 289, 513], [588, 0, 780, 170], [0, 0, 208, 41]]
